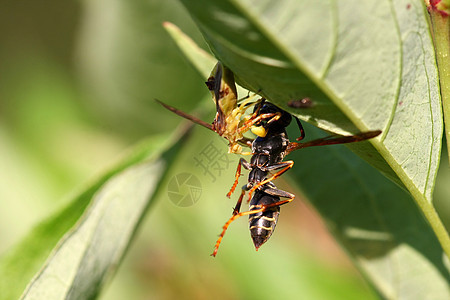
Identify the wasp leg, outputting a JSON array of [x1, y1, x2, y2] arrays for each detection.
[[238, 112, 281, 133], [237, 89, 262, 104], [227, 158, 252, 198], [263, 186, 295, 199], [211, 189, 294, 257], [232, 185, 250, 215], [247, 160, 294, 202], [211, 209, 256, 257], [293, 116, 305, 141], [237, 92, 262, 107], [237, 137, 254, 149]]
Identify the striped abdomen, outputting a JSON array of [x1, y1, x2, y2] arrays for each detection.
[[248, 190, 280, 250]]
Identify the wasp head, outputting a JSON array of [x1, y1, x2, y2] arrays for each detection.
[[251, 102, 292, 137]]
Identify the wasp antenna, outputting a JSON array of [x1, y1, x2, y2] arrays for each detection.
[[155, 99, 214, 131]]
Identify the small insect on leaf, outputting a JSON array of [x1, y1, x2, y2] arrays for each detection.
[[287, 98, 314, 108]]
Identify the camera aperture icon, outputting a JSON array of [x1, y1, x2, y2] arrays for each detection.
[[167, 173, 202, 207]]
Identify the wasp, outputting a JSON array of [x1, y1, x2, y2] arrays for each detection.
[[158, 62, 380, 256], [157, 62, 278, 154], [211, 100, 381, 256]]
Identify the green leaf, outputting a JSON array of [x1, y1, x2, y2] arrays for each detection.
[[179, 0, 442, 195], [163, 0, 450, 297], [0, 133, 184, 300], [163, 22, 217, 79], [175, 0, 450, 259], [21, 162, 163, 299], [427, 1, 450, 164]]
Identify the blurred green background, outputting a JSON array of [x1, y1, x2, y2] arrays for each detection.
[[2, 1, 449, 299]]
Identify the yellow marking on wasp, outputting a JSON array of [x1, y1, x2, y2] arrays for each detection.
[[250, 225, 273, 231], [240, 151, 253, 156], [248, 215, 276, 222], [260, 216, 276, 222], [251, 126, 267, 137]]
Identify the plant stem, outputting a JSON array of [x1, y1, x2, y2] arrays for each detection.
[[427, 1, 450, 161], [415, 191, 450, 259]]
